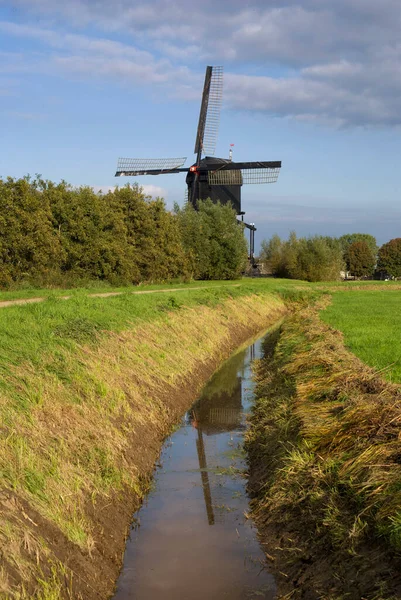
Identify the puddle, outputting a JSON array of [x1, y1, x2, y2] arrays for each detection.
[[113, 335, 276, 600]]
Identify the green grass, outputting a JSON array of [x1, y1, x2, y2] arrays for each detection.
[[0, 277, 298, 598], [321, 289, 401, 382], [0, 276, 312, 301], [0, 278, 312, 370], [1, 275, 399, 598], [0, 279, 241, 301]]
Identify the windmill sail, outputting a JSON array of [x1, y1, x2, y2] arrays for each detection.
[[114, 65, 281, 221], [194, 66, 223, 159], [115, 157, 187, 177], [208, 162, 281, 185]]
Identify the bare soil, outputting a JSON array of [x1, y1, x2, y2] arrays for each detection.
[[248, 505, 401, 600]]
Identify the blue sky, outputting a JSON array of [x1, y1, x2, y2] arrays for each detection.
[[0, 0, 400, 248]]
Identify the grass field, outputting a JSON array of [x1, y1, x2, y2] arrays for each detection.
[[0, 278, 311, 371], [3, 275, 400, 598], [0, 278, 305, 599], [0, 276, 312, 302], [321, 289, 401, 383], [0, 279, 244, 301]]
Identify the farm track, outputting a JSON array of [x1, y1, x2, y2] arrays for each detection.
[[0, 284, 241, 308]]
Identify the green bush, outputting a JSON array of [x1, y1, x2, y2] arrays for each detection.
[[175, 199, 248, 280], [0, 177, 246, 287], [260, 232, 344, 282]]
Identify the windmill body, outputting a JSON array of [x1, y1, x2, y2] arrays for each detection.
[[115, 65, 282, 256], [186, 156, 242, 214]]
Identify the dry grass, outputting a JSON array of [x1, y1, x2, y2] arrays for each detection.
[[247, 301, 401, 599]]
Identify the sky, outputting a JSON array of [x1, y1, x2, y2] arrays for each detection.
[[0, 0, 400, 249]]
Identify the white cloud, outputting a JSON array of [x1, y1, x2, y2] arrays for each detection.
[[141, 184, 167, 198], [0, 20, 198, 95], [93, 184, 166, 198], [0, 1, 400, 127], [5, 0, 400, 65], [225, 67, 401, 127]]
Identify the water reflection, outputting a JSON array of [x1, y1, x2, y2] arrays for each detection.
[[193, 422, 215, 525], [190, 349, 247, 526], [114, 340, 276, 600]]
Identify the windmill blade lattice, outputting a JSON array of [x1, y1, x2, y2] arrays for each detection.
[[114, 65, 281, 220], [208, 163, 281, 186], [116, 157, 186, 176], [194, 66, 223, 158], [202, 66, 223, 156]]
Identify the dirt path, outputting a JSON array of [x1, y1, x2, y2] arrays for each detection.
[[0, 284, 240, 309]]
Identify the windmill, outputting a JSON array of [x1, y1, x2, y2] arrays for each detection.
[[115, 66, 282, 260]]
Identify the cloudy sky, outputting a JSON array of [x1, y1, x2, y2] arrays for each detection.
[[0, 0, 400, 247]]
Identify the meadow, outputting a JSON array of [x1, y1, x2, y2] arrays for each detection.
[[2, 276, 401, 599], [321, 288, 401, 382], [0, 278, 310, 368], [0, 278, 299, 599]]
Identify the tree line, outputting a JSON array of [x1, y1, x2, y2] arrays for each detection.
[[260, 232, 401, 281], [0, 176, 248, 287]]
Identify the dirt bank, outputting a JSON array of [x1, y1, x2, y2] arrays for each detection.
[[246, 303, 401, 600], [1, 293, 286, 600]]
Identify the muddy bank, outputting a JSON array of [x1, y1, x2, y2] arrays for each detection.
[[1, 293, 286, 600], [246, 303, 401, 600]]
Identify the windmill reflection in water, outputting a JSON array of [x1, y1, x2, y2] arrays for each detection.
[[189, 346, 253, 526]]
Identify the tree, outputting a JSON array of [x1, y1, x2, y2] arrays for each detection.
[[260, 234, 284, 275], [259, 233, 344, 282], [339, 233, 377, 262], [175, 199, 247, 280], [377, 238, 401, 278], [114, 185, 189, 283], [46, 181, 136, 284], [260, 232, 300, 278], [345, 241, 375, 278], [291, 236, 343, 282], [0, 176, 247, 288], [0, 176, 62, 286]]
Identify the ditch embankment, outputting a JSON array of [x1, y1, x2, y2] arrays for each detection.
[[0, 285, 288, 600], [247, 301, 401, 600]]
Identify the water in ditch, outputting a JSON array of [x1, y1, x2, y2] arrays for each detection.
[[114, 335, 276, 600]]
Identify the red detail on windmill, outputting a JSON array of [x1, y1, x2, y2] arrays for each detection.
[[230, 144, 235, 147], [189, 166, 199, 173]]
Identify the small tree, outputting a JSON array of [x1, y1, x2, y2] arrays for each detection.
[[339, 233, 378, 259], [260, 234, 283, 274], [0, 176, 62, 285], [292, 236, 343, 282], [259, 233, 343, 282], [377, 238, 401, 278], [345, 241, 375, 278], [175, 199, 247, 280]]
